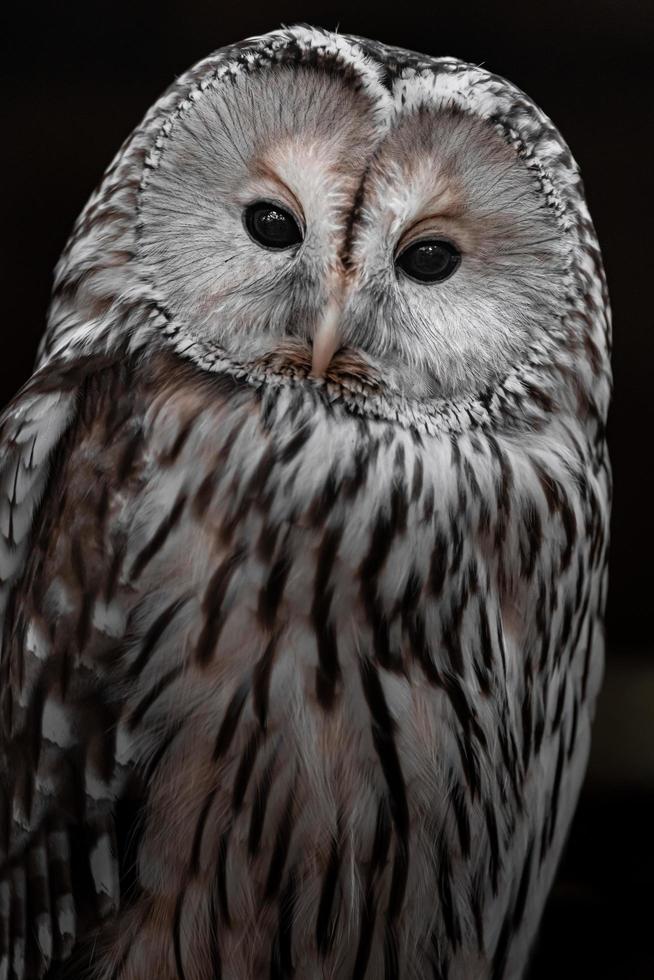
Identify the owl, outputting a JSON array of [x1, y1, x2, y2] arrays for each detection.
[[0, 24, 610, 980]]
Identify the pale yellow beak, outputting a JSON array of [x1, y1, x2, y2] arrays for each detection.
[[310, 293, 343, 378]]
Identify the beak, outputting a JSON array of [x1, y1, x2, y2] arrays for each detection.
[[310, 292, 344, 378]]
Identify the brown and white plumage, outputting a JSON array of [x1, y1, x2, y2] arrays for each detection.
[[0, 25, 610, 980]]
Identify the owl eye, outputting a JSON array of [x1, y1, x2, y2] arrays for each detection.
[[396, 239, 461, 283], [244, 201, 303, 250]]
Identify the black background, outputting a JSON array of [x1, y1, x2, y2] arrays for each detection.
[[1, 2, 652, 976]]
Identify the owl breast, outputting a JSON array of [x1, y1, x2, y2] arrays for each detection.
[[19, 351, 603, 980]]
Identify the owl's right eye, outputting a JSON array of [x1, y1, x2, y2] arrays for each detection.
[[244, 201, 303, 251]]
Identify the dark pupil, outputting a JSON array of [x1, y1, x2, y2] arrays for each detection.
[[245, 202, 302, 249], [397, 239, 460, 283]]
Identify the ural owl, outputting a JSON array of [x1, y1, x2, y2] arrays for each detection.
[[0, 25, 611, 980]]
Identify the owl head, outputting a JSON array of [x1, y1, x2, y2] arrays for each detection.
[[44, 26, 610, 426]]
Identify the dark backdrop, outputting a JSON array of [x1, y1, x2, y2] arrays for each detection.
[[1, 3, 651, 976]]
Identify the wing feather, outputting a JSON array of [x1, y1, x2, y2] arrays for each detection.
[[0, 383, 75, 621], [0, 356, 133, 978]]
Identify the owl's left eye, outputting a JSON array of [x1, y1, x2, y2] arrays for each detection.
[[244, 201, 303, 251], [396, 239, 461, 283]]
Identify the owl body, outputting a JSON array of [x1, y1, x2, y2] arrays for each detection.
[[0, 26, 610, 980]]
